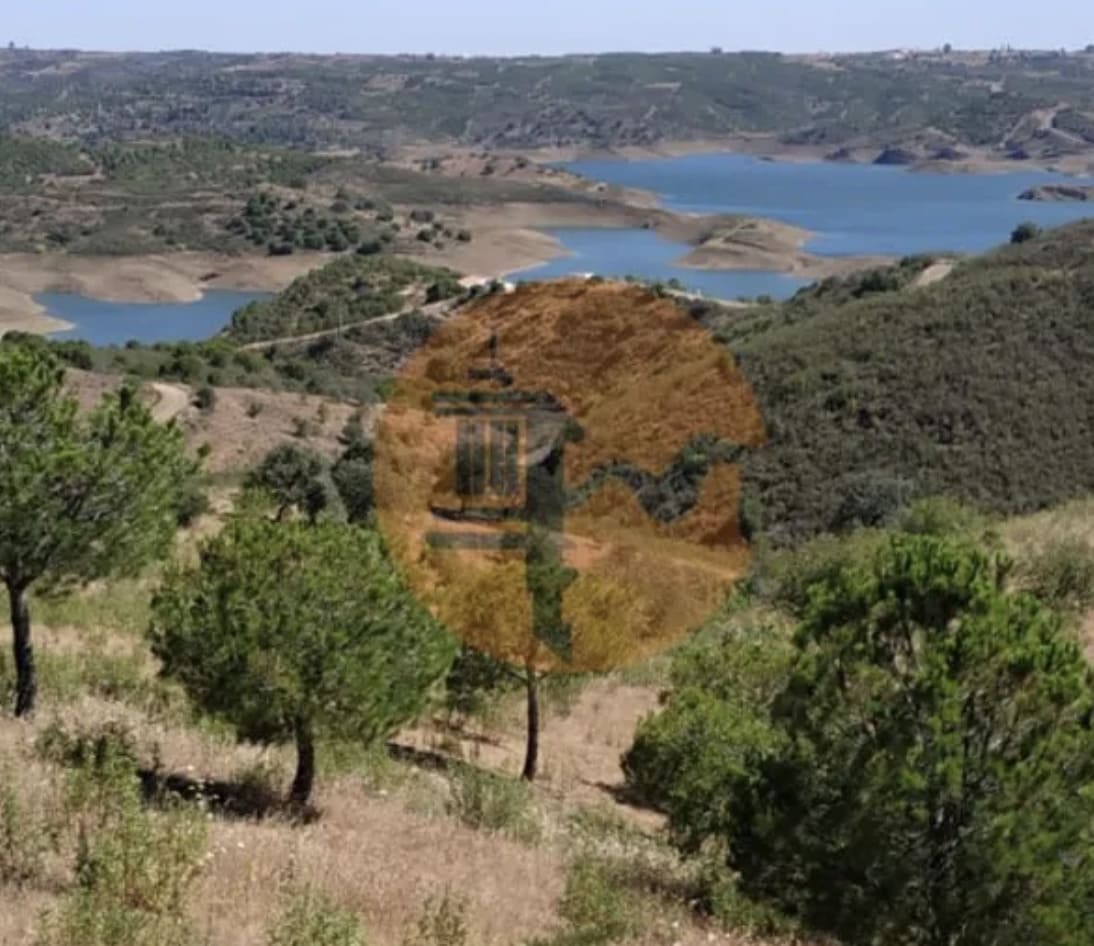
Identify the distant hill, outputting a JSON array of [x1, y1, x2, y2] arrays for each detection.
[[693, 220, 1094, 541], [2, 48, 1094, 162]]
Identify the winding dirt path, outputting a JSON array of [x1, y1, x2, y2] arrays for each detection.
[[913, 260, 956, 288], [149, 381, 190, 423]]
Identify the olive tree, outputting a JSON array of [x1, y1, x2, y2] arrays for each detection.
[[330, 439, 374, 525], [245, 443, 334, 523], [626, 535, 1094, 946], [0, 343, 194, 716], [149, 517, 456, 807]]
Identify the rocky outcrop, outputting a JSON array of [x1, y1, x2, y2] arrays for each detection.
[[1018, 184, 1094, 202]]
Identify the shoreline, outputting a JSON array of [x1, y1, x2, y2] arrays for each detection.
[[429, 201, 889, 284], [0, 251, 328, 337], [11, 135, 1065, 338], [524, 134, 1094, 178]]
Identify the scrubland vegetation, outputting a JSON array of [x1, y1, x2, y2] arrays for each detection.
[[3, 219, 1094, 945], [0, 130, 596, 259], [3, 47, 1094, 160]]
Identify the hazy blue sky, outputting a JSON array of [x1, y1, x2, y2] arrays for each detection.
[[4, 1, 1092, 56]]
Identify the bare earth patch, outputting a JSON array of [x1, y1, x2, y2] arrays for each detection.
[[66, 369, 365, 474], [0, 251, 329, 337]]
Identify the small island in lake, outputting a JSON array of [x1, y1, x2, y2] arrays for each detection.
[[1018, 184, 1094, 202]]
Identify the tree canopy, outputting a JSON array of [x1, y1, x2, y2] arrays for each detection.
[[626, 535, 1094, 946], [149, 516, 456, 806], [244, 443, 334, 523], [0, 342, 194, 715]]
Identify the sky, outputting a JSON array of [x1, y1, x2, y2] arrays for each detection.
[[3, 1, 1092, 57]]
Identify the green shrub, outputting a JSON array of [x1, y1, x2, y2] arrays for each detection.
[[331, 440, 374, 524], [1010, 221, 1041, 243], [174, 475, 210, 527], [751, 529, 887, 615], [193, 384, 216, 412], [37, 801, 206, 946], [269, 890, 366, 946], [446, 764, 540, 843], [895, 495, 991, 539], [627, 535, 1094, 946], [36, 721, 206, 946], [36, 721, 143, 826], [545, 856, 643, 946]]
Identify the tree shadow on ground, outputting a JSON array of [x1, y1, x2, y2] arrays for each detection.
[[137, 767, 319, 823]]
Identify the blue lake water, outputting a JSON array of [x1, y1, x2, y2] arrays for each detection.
[[513, 154, 1094, 299], [43, 290, 267, 346], [512, 228, 808, 299]]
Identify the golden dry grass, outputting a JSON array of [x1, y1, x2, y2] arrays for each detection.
[[65, 368, 367, 474], [1002, 497, 1094, 659], [0, 611, 745, 946]]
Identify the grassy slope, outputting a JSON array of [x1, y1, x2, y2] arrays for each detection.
[[721, 220, 1094, 541]]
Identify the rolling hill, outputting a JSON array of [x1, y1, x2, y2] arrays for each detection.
[[2, 47, 1094, 164], [708, 220, 1094, 541]]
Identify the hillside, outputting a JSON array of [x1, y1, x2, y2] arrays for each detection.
[[2, 48, 1094, 166], [0, 135, 599, 258], [707, 220, 1094, 540]]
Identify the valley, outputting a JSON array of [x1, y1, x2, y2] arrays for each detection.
[[2, 35, 1094, 946]]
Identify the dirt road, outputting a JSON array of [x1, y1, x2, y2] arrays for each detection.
[[149, 382, 190, 423]]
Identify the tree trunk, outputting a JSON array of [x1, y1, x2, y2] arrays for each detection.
[[289, 720, 316, 808], [7, 581, 36, 718], [521, 668, 540, 782]]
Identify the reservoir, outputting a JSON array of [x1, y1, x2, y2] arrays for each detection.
[[43, 290, 268, 347], [37, 157, 1094, 341], [515, 154, 1094, 298], [513, 227, 809, 299]]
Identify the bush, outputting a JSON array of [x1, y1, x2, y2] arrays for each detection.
[[36, 724, 207, 946], [1010, 221, 1041, 243], [751, 529, 887, 615], [627, 535, 1094, 946], [541, 856, 643, 946], [829, 471, 914, 531], [443, 646, 514, 723], [246, 442, 330, 522], [331, 440, 374, 524], [446, 764, 540, 843], [174, 476, 209, 527], [193, 384, 216, 412], [894, 495, 990, 538], [269, 890, 366, 946]]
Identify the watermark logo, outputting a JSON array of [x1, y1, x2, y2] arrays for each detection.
[[374, 280, 765, 672]]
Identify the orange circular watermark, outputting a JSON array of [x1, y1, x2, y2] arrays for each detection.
[[374, 279, 765, 672]]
